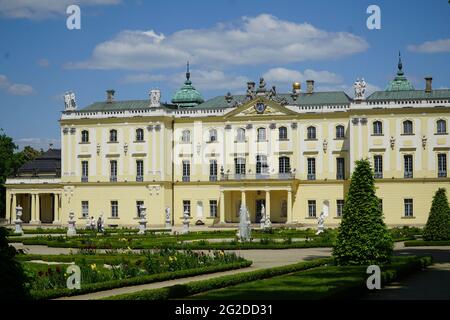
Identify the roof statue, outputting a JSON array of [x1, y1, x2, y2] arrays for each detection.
[[171, 61, 204, 107], [354, 78, 367, 100], [385, 52, 415, 91]]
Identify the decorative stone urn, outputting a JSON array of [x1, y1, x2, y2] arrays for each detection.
[[14, 205, 23, 235], [67, 211, 77, 236]]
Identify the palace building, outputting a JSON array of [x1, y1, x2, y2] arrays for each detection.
[[5, 57, 450, 228]]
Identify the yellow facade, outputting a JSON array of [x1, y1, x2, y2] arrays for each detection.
[[5, 76, 450, 228]]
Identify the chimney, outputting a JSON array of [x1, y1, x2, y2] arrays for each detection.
[[425, 77, 432, 93], [106, 89, 115, 103], [306, 80, 315, 94]]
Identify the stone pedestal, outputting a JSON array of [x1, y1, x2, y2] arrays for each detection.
[[67, 212, 77, 237]]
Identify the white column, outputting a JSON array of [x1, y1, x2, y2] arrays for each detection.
[[265, 190, 271, 220], [11, 193, 17, 223], [32, 193, 41, 224], [30, 194, 36, 222], [53, 193, 59, 224], [220, 190, 225, 223], [287, 189, 293, 223], [241, 190, 246, 208]]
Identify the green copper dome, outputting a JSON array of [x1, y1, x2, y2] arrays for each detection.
[[171, 62, 204, 107], [385, 52, 415, 91]]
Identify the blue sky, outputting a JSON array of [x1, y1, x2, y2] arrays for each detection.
[[0, 0, 449, 150]]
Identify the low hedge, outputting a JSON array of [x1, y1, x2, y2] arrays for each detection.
[[404, 240, 450, 247], [31, 260, 252, 300], [326, 255, 433, 299], [104, 258, 333, 300]]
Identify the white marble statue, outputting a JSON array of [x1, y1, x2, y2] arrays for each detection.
[[182, 210, 190, 234], [14, 205, 23, 235], [64, 92, 77, 111], [150, 89, 161, 108], [165, 207, 171, 228], [259, 204, 266, 229], [67, 211, 77, 236], [353, 78, 367, 100], [138, 205, 147, 235], [238, 203, 251, 242], [316, 200, 330, 235]]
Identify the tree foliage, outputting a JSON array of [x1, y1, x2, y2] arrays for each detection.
[[333, 159, 393, 265], [0, 129, 42, 217], [423, 188, 450, 241], [0, 227, 30, 299]]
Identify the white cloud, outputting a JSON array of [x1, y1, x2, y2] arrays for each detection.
[[408, 39, 450, 54], [15, 137, 60, 151], [67, 14, 368, 70], [0, 74, 35, 95], [263, 67, 343, 85], [0, 0, 120, 19]]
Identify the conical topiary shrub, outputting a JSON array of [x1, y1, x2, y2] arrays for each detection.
[[333, 159, 393, 265], [423, 188, 450, 241]]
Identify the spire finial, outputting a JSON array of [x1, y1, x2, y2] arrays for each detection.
[[186, 61, 190, 81], [398, 51, 403, 72]]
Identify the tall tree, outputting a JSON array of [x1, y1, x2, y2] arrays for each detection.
[[423, 188, 450, 241], [333, 159, 393, 265]]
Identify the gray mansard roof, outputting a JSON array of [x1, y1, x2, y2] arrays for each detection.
[[16, 149, 61, 177], [367, 89, 450, 102]]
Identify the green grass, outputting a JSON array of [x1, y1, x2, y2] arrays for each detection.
[[190, 256, 432, 300]]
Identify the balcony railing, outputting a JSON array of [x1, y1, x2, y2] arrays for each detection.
[[438, 171, 447, 178], [81, 176, 88, 182], [182, 176, 190, 182], [209, 175, 218, 182], [220, 173, 295, 181], [110, 175, 117, 182], [404, 172, 413, 179], [136, 175, 143, 182], [374, 172, 383, 179], [307, 174, 316, 180]]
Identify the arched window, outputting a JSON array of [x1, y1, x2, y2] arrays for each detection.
[[437, 119, 447, 134], [136, 128, 144, 142], [257, 127, 266, 141], [403, 120, 413, 135], [373, 121, 383, 135], [209, 128, 217, 142], [279, 156, 291, 174], [236, 128, 246, 142], [81, 130, 89, 143], [335, 125, 345, 139], [109, 129, 117, 142], [181, 129, 191, 143], [279, 126, 288, 140], [307, 126, 316, 140]]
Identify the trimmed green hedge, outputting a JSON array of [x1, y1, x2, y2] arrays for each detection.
[[103, 258, 333, 300], [404, 240, 450, 247], [31, 260, 252, 300]]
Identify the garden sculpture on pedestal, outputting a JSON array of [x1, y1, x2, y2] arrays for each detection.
[[238, 203, 251, 242], [97, 212, 105, 233], [138, 205, 147, 235], [67, 212, 77, 236], [165, 207, 171, 228], [259, 204, 266, 229], [182, 210, 190, 234], [14, 206, 23, 235], [316, 200, 329, 235]]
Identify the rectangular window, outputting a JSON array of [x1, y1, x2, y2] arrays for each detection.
[[182, 160, 190, 182], [404, 155, 413, 178], [336, 158, 345, 180], [234, 158, 246, 175], [404, 199, 413, 217], [81, 161, 88, 182], [136, 160, 144, 181], [110, 160, 117, 182], [81, 201, 89, 218], [336, 200, 344, 217], [136, 200, 144, 218], [307, 158, 316, 180], [111, 201, 118, 218], [374, 155, 383, 178], [308, 200, 316, 217], [256, 155, 268, 174], [183, 200, 191, 216], [209, 160, 217, 181], [438, 154, 447, 178], [209, 200, 218, 218]]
